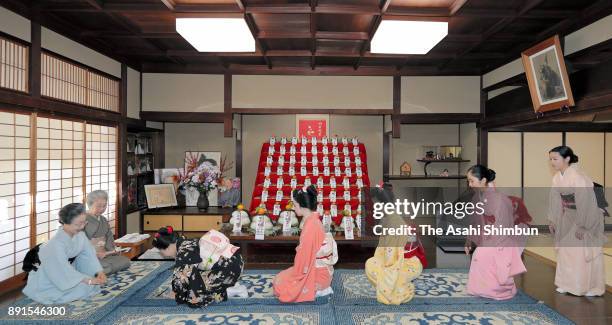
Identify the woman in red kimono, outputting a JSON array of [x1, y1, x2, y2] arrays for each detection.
[[273, 185, 338, 303]]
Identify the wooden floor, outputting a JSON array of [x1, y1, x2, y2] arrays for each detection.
[[1, 250, 610, 324]]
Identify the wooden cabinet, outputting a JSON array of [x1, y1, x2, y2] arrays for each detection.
[[143, 214, 182, 231], [183, 215, 223, 231], [141, 207, 232, 233]]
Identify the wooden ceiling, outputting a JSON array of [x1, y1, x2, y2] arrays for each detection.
[[2, 0, 612, 75]]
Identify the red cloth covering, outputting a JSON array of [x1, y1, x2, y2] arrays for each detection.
[[249, 142, 371, 214], [509, 196, 532, 226]]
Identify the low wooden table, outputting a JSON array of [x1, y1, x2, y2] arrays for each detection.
[[221, 230, 378, 267], [115, 238, 149, 260]]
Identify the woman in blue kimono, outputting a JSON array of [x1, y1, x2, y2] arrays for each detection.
[[22, 203, 107, 304]]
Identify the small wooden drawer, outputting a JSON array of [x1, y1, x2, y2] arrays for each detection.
[[183, 215, 223, 231], [143, 214, 182, 231]]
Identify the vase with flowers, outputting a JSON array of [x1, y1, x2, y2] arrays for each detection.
[[178, 153, 222, 210]]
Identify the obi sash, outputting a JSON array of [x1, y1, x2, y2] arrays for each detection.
[[560, 193, 577, 210]]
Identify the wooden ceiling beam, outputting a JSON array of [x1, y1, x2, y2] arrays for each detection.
[[310, 0, 317, 70], [484, 0, 612, 73], [140, 62, 479, 76], [160, 0, 175, 11], [437, 0, 546, 72], [354, 0, 391, 70]]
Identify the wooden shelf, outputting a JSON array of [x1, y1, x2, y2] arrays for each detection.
[[417, 159, 470, 163], [417, 159, 471, 176], [385, 174, 466, 180]]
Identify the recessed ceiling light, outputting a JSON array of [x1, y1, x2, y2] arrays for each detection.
[[371, 20, 448, 55], [176, 18, 256, 52]]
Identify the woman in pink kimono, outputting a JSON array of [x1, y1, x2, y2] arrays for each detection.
[[548, 146, 605, 296], [464, 165, 527, 300], [273, 185, 338, 303]]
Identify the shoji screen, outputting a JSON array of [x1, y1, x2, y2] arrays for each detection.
[[41, 52, 119, 112], [0, 111, 31, 282], [566, 132, 604, 185], [488, 132, 522, 198], [523, 132, 562, 225], [0, 36, 28, 93], [35, 117, 84, 244], [85, 124, 117, 233], [41, 53, 87, 107]]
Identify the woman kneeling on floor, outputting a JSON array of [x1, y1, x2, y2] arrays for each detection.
[[273, 185, 338, 303], [153, 226, 245, 308]]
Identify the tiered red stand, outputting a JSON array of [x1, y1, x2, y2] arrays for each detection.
[[249, 140, 371, 223]]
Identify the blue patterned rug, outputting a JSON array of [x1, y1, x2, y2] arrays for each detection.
[[125, 269, 331, 306], [331, 269, 537, 305], [334, 303, 573, 325], [96, 305, 336, 325], [0, 261, 172, 324]]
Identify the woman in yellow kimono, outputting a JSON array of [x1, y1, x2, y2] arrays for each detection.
[[365, 183, 422, 305], [548, 146, 606, 296]]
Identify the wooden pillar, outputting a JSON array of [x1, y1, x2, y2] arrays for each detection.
[[29, 16, 41, 97], [392, 76, 401, 138], [224, 73, 233, 137], [118, 64, 128, 237]]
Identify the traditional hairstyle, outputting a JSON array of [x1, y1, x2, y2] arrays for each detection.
[[152, 226, 179, 250], [549, 145, 579, 164], [292, 185, 317, 211], [86, 190, 109, 209], [467, 164, 496, 183], [59, 203, 86, 225], [370, 182, 395, 204]]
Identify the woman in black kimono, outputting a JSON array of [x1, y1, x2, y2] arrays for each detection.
[[152, 226, 244, 308]]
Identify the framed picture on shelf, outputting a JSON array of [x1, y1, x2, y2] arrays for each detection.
[[521, 35, 574, 113], [135, 137, 146, 154], [127, 177, 138, 210], [185, 151, 221, 206], [296, 114, 329, 138], [135, 156, 141, 174], [127, 135, 136, 153], [144, 184, 178, 209], [146, 137, 153, 153], [127, 155, 136, 176]]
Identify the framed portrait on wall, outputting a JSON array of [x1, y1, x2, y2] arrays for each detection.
[[521, 35, 574, 113], [296, 114, 329, 138], [144, 184, 178, 209], [184, 151, 221, 206]]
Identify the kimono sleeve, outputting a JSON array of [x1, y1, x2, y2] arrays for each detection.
[[39, 241, 90, 291], [548, 179, 562, 225], [293, 218, 324, 275], [103, 217, 116, 251], [75, 236, 104, 275], [573, 175, 600, 231]]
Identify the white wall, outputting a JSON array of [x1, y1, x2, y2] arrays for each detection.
[[142, 73, 224, 112], [164, 123, 236, 174], [566, 132, 605, 185], [565, 14, 612, 55], [127, 67, 140, 119], [0, 7, 30, 41], [400, 76, 480, 113], [41, 28, 121, 78], [232, 75, 392, 110]]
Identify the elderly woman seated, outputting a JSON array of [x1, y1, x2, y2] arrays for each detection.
[[23, 203, 107, 304], [83, 190, 130, 274]]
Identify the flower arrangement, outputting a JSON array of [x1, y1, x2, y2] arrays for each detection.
[[179, 152, 222, 194]]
